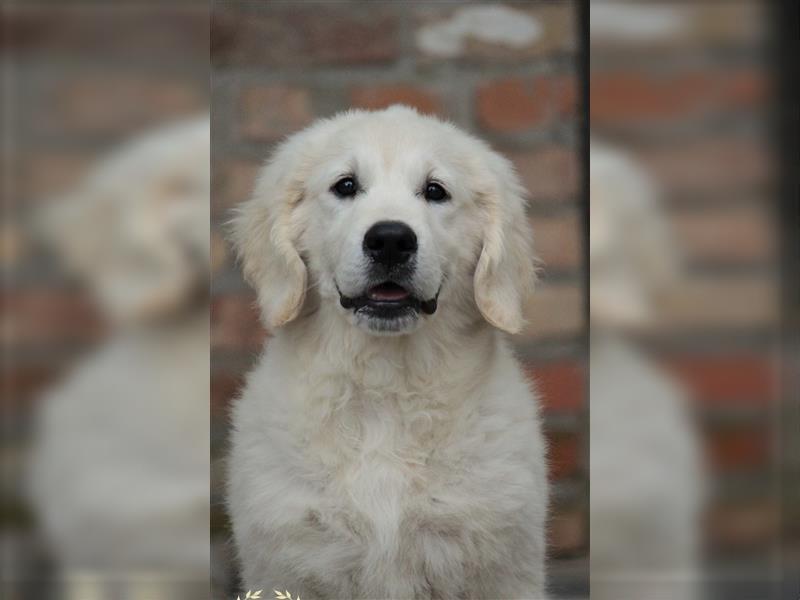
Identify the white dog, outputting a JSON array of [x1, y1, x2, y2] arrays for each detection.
[[227, 106, 548, 599]]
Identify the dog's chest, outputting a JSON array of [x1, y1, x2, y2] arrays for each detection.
[[295, 381, 468, 540]]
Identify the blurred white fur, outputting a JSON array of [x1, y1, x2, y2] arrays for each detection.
[[590, 141, 705, 600], [27, 117, 210, 579], [589, 140, 680, 328], [227, 107, 548, 598]]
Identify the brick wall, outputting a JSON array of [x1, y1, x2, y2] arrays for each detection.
[[590, 0, 780, 579], [4, 2, 208, 359], [210, 0, 585, 595]]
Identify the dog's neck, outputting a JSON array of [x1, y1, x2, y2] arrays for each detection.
[[277, 302, 500, 395]]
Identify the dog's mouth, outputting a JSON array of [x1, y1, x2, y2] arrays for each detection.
[[338, 282, 438, 316], [367, 282, 411, 302]]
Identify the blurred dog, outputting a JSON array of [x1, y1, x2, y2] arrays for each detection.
[[227, 106, 548, 599], [589, 140, 705, 600], [27, 116, 211, 578]]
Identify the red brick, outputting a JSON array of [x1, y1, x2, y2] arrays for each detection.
[[546, 432, 581, 480], [705, 426, 771, 471], [556, 76, 578, 117], [212, 159, 260, 216], [591, 69, 769, 125], [238, 84, 314, 142], [549, 509, 585, 557], [478, 79, 545, 132], [213, 5, 399, 67], [211, 371, 244, 418], [671, 205, 776, 266], [3, 365, 61, 407], [666, 355, 775, 406], [508, 146, 579, 203], [40, 74, 206, 138], [477, 76, 574, 133], [591, 71, 711, 123], [211, 293, 268, 353], [636, 137, 773, 196], [525, 361, 585, 413], [720, 69, 769, 109], [350, 84, 442, 117], [521, 284, 584, 340], [4, 288, 106, 348], [530, 212, 581, 271]]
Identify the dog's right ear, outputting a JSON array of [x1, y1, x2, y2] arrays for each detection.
[[230, 137, 309, 330]]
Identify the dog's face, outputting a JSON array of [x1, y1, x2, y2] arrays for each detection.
[[233, 106, 536, 336], [41, 116, 210, 324]]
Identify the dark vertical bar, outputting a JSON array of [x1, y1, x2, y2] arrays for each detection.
[[577, 1, 591, 598], [775, 0, 800, 597]]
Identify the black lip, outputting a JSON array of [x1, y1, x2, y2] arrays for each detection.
[[337, 284, 439, 316]]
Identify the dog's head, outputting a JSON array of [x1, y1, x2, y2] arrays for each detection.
[[232, 106, 536, 336], [590, 140, 681, 328], [39, 116, 210, 324]]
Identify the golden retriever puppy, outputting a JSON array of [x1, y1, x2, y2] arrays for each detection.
[[227, 106, 548, 599]]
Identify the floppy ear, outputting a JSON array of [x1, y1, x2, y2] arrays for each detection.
[[473, 152, 537, 335], [230, 139, 309, 330]]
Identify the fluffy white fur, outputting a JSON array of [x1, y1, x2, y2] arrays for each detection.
[[227, 106, 548, 599]]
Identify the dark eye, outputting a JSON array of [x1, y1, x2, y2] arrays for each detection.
[[331, 176, 358, 198], [424, 181, 449, 202]]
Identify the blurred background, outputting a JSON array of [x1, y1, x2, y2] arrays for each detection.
[[589, 1, 792, 599], [3, 1, 796, 600], [210, 1, 586, 598], [2, 1, 210, 598]]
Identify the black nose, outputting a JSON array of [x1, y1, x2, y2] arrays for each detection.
[[363, 221, 418, 266]]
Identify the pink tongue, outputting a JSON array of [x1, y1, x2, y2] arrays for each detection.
[[368, 284, 409, 301]]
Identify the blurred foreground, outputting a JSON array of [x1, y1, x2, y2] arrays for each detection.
[[2, 3, 210, 599], [590, 1, 787, 599]]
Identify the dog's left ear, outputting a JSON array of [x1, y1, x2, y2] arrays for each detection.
[[473, 151, 537, 335]]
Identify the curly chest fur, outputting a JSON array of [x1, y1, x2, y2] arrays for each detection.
[[228, 370, 545, 598], [229, 336, 547, 598]]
